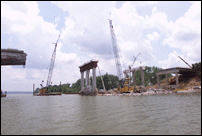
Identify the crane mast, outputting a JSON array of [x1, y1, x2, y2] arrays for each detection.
[[109, 19, 123, 80], [46, 34, 60, 87]]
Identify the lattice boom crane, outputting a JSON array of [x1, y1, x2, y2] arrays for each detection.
[[46, 34, 60, 87], [129, 53, 141, 70], [109, 19, 123, 80]]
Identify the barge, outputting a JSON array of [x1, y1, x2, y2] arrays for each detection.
[[33, 89, 62, 96]]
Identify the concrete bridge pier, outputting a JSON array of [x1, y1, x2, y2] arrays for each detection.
[[86, 70, 90, 86], [79, 60, 98, 95], [81, 71, 84, 87], [92, 67, 96, 92]]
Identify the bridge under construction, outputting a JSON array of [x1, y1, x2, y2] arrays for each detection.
[[1, 48, 27, 67]]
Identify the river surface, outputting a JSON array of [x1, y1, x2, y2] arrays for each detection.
[[1, 92, 201, 135]]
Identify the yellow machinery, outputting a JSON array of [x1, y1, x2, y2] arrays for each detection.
[[117, 78, 134, 93], [39, 88, 48, 94], [117, 78, 144, 93]]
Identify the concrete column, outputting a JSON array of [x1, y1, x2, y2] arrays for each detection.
[[132, 71, 136, 86], [141, 67, 145, 88], [175, 72, 179, 88], [92, 67, 96, 91], [81, 71, 84, 87], [86, 70, 90, 87]]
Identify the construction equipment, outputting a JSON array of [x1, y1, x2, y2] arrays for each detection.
[[118, 53, 141, 93], [109, 19, 126, 93], [128, 53, 141, 84], [177, 56, 192, 69], [118, 78, 134, 93], [108, 20, 143, 93], [172, 52, 192, 69], [129, 53, 141, 70], [39, 35, 60, 94], [109, 19, 123, 80], [47, 34, 61, 87]]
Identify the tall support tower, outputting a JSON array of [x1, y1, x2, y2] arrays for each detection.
[[109, 19, 123, 80], [46, 35, 60, 87]]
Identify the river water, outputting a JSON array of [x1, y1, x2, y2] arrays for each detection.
[[1, 92, 201, 135]]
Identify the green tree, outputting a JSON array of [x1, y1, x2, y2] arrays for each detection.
[[103, 73, 110, 90], [71, 79, 81, 93], [96, 76, 103, 89], [192, 62, 201, 77]]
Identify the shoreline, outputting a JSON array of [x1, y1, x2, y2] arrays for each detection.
[[98, 89, 201, 96]]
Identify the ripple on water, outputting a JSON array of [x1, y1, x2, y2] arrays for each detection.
[[1, 93, 201, 135]]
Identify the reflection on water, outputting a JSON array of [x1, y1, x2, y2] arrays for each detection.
[[1, 93, 201, 135]]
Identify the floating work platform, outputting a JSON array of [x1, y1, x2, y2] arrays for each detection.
[[33, 92, 62, 96], [33, 87, 62, 96]]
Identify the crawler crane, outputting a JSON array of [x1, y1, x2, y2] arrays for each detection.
[[119, 53, 141, 93], [109, 19, 125, 93], [39, 35, 60, 94]]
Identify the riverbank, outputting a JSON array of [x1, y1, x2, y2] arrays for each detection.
[[98, 88, 201, 96]]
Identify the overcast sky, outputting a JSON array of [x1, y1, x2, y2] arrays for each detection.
[[1, 1, 201, 92]]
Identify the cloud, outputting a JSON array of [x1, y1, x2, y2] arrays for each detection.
[[52, 1, 116, 59], [1, 66, 26, 80], [147, 32, 160, 41], [52, 1, 160, 72], [144, 6, 169, 32], [129, 1, 158, 7], [161, 1, 201, 66], [158, 51, 191, 69], [181, 40, 201, 62], [1, 2, 40, 33]]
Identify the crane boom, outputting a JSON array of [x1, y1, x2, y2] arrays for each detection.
[[178, 56, 192, 69], [109, 19, 123, 80], [172, 52, 192, 69], [130, 53, 141, 69], [46, 35, 60, 87]]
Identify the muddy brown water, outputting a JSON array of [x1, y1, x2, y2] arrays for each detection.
[[1, 92, 201, 135]]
